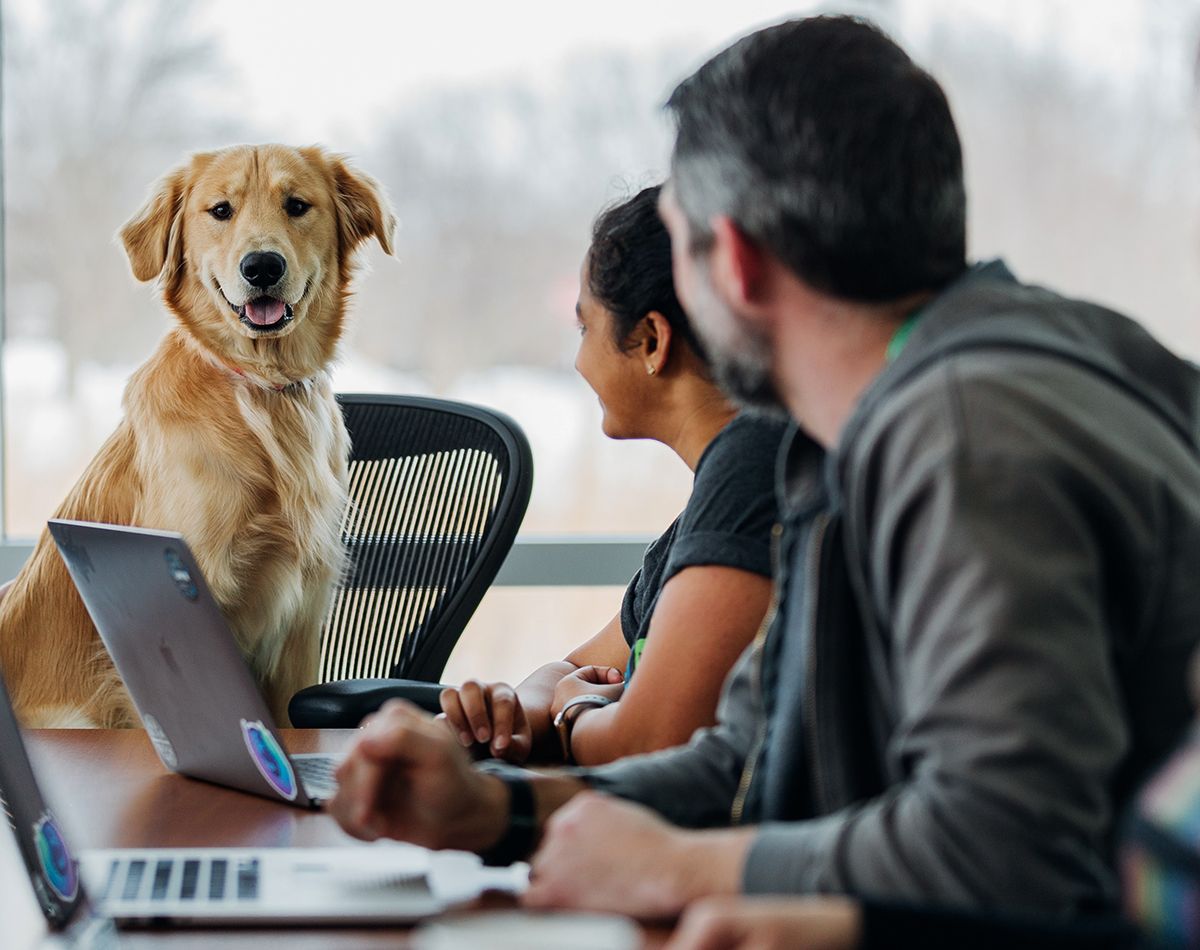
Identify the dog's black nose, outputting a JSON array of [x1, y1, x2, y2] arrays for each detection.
[[240, 251, 286, 289]]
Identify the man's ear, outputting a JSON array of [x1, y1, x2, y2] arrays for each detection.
[[709, 216, 768, 313], [119, 162, 193, 283], [637, 311, 674, 375], [326, 153, 397, 257]]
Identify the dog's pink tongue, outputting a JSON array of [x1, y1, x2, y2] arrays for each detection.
[[245, 298, 286, 325]]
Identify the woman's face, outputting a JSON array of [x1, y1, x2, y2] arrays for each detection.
[[575, 258, 648, 440]]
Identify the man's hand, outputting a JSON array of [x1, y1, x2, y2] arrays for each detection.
[[549, 666, 625, 719], [665, 896, 862, 950], [523, 792, 751, 918], [328, 700, 508, 851], [439, 679, 533, 763]]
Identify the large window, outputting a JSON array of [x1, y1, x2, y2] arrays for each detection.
[[3, 0, 1198, 676]]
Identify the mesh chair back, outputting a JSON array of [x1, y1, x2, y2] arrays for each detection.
[[320, 394, 532, 684]]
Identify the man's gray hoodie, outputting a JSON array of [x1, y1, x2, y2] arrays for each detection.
[[582, 260, 1200, 913]]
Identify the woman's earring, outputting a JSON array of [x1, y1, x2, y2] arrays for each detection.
[[647, 366, 656, 376]]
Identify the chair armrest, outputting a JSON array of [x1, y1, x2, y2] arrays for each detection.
[[288, 679, 448, 728]]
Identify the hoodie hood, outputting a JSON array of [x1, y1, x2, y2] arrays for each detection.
[[838, 259, 1200, 464]]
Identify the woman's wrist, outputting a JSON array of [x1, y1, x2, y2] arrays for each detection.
[[548, 681, 573, 719], [554, 694, 616, 763], [520, 696, 555, 747], [516, 662, 576, 758]]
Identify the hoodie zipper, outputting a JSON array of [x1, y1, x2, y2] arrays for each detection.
[[730, 512, 831, 823], [730, 522, 784, 825], [802, 513, 832, 813]]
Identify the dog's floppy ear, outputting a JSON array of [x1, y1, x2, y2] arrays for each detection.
[[328, 155, 397, 257], [119, 161, 192, 283]]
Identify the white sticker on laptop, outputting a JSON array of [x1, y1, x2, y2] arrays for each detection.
[[163, 547, 199, 601], [143, 712, 178, 770], [241, 719, 298, 800]]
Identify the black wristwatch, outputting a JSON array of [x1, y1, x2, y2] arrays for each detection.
[[478, 769, 537, 867]]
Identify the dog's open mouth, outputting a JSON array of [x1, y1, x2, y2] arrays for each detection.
[[231, 296, 294, 333]]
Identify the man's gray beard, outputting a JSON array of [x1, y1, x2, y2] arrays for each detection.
[[687, 268, 789, 418], [709, 339, 789, 419]]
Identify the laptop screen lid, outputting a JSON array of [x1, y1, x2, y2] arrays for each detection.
[[47, 519, 321, 808], [0, 666, 117, 943]]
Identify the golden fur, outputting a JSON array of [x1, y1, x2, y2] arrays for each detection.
[[0, 144, 395, 728]]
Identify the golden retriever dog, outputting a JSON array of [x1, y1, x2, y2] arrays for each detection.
[[0, 144, 395, 728]]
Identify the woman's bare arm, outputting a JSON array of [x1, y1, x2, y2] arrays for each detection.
[[567, 565, 771, 765]]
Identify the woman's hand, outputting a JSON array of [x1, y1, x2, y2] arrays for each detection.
[[438, 679, 533, 763], [549, 665, 625, 719]]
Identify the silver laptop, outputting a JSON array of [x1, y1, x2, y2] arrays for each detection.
[[0, 664, 521, 927], [47, 518, 339, 808], [0, 675, 114, 944]]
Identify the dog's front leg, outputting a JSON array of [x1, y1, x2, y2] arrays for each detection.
[[265, 620, 322, 728]]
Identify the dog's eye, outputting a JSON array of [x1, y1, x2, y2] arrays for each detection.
[[209, 202, 233, 221], [285, 198, 311, 218]]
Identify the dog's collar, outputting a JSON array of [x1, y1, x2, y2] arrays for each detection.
[[218, 359, 315, 394]]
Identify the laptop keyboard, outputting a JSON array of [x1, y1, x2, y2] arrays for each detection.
[[103, 856, 260, 905], [293, 754, 340, 798], [180, 858, 200, 900]]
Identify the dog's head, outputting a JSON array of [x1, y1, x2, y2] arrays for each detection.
[[120, 145, 395, 380]]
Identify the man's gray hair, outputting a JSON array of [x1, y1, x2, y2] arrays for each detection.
[[666, 15, 967, 303]]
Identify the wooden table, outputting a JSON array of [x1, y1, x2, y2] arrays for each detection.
[[3, 730, 658, 949]]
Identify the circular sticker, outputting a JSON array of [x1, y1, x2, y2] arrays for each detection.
[[143, 712, 179, 770], [33, 812, 78, 902], [240, 719, 297, 800]]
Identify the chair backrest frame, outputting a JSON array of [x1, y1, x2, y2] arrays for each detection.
[[324, 393, 533, 683]]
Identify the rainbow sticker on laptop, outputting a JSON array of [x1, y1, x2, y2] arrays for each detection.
[[240, 719, 297, 801], [33, 812, 78, 901]]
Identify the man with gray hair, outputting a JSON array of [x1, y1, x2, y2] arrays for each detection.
[[328, 15, 1200, 923]]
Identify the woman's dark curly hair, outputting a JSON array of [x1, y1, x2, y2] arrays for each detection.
[[587, 184, 710, 367]]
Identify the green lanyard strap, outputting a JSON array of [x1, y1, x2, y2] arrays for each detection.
[[886, 310, 922, 362]]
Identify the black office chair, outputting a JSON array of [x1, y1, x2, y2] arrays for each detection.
[[288, 393, 533, 727]]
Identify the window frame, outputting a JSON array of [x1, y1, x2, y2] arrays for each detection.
[[0, 537, 648, 586]]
